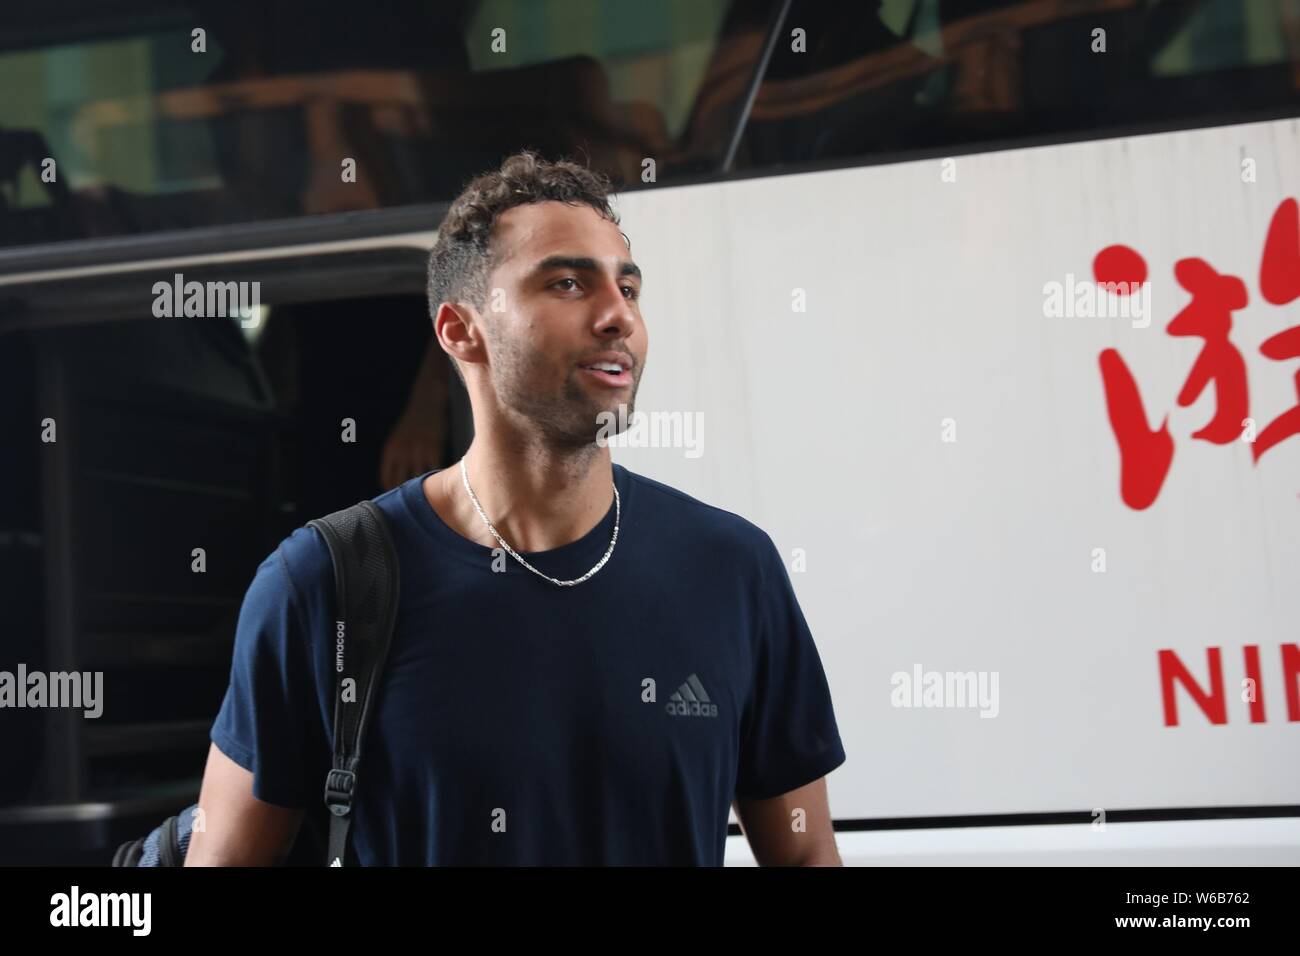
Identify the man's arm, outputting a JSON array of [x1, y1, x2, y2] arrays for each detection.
[[184, 743, 305, 866], [732, 776, 842, 866]]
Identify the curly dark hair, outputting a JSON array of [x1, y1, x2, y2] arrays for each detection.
[[427, 150, 621, 384]]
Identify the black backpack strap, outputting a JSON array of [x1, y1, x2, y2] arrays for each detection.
[[111, 836, 145, 867], [306, 500, 400, 867], [159, 815, 181, 867]]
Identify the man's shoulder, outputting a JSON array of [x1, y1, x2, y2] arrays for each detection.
[[262, 524, 331, 615], [286, 486, 408, 554], [273, 481, 419, 594], [622, 467, 776, 557], [279, 484, 409, 570]]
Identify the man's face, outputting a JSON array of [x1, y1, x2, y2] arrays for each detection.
[[478, 201, 647, 448]]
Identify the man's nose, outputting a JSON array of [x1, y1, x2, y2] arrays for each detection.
[[592, 280, 637, 334]]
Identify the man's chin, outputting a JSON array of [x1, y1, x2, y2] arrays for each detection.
[[586, 400, 631, 447], [597, 396, 635, 421]]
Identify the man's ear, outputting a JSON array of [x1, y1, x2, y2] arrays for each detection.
[[435, 300, 487, 371]]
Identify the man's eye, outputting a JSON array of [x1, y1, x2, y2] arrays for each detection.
[[553, 277, 578, 292], [621, 285, 640, 300]]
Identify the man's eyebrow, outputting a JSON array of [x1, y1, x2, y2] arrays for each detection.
[[531, 255, 642, 281]]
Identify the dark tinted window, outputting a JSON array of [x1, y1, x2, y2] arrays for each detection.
[[736, 0, 1300, 171], [0, 0, 759, 249]]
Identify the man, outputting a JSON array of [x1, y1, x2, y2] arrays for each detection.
[[189, 151, 846, 866]]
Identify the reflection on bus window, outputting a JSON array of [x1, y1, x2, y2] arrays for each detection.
[[736, 0, 1300, 172], [0, 0, 752, 249]]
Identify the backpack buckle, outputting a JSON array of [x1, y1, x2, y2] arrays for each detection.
[[324, 769, 356, 816]]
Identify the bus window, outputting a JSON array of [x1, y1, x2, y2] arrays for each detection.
[[0, 0, 758, 251], [733, 0, 1300, 172]]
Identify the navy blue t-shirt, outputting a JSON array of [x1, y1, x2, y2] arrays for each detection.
[[211, 463, 846, 865]]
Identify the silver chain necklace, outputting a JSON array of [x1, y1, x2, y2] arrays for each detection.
[[459, 457, 620, 587]]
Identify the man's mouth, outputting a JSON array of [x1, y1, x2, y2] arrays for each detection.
[[578, 357, 632, 387]]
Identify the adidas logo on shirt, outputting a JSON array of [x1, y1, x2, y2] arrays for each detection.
[[665, 673, 718, 717]]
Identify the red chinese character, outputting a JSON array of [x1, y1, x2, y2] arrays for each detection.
[[1098, 199, 1300, 508]]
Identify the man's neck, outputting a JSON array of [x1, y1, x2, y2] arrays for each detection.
[[426, 434, 616, 554]]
